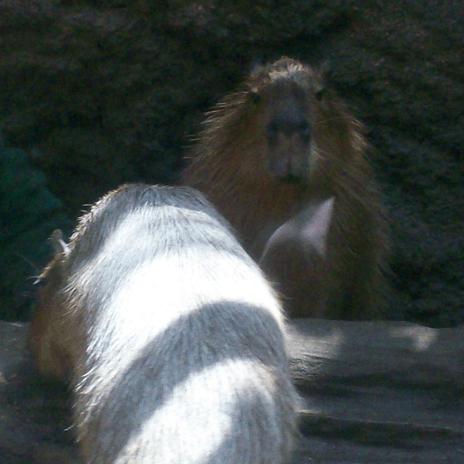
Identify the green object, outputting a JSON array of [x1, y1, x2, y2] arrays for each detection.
[[0, 137, 72, 321]]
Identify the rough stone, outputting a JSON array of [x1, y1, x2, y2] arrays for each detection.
[[0, 0, 462, 326]]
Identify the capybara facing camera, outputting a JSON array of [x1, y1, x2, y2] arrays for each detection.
[[182, 57, 389, 320], [29, 184, 299, 464]]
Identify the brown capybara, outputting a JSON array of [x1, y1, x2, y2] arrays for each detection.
[[29, 184, 299, 464], [29, 229, 72, 381], [260, 197, 334, 319], [181, 57, 389, 320]]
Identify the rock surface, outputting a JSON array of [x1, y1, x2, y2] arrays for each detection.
[[0, 321, 78, 463], [0, 0, 463, 326], [1, 320, 462, 463]]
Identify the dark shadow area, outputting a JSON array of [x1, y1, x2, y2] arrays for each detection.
[[0, 322, 78, 463]]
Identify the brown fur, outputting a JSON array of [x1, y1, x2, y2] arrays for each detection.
[[181, 57, 389, 320], [29, 230, 72, 381], [259, 197, 334, 319]]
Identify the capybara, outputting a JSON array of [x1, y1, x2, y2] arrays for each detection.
[[29, 229, 72, 381], [29, 184, 299, 463], [181, 57, 389, 320], [260, 197, 334, 319]]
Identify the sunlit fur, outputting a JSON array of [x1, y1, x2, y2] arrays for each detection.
[[29, 184, 299, 464], [181, 57, 389, 320], [260, 198, 334, 318]]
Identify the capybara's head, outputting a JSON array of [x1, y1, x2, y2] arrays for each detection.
[[244, 57, 325, 182], [191, 56, 360, 191]]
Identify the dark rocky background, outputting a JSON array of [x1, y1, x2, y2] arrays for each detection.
[[1, 0, 463, 327]]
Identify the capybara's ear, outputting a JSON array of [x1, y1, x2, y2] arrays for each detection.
[[50, 229, 70, 257]]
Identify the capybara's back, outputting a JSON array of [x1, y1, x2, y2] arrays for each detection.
[[29, 184, 299, 464]]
